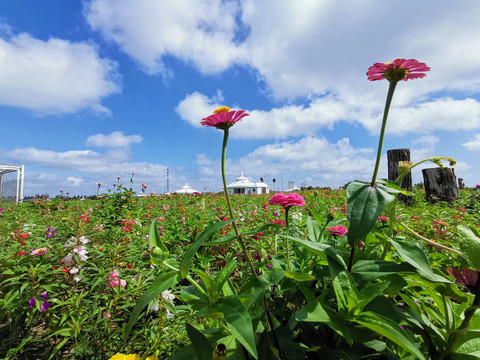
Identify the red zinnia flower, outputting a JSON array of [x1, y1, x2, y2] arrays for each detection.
[[367, 59, 430, 82], [201, 106, 249, 130]]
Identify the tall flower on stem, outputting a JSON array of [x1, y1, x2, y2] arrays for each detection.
[[269, 192, 306, 270], [96, 182, 102, 197], [366, 59, 430, 187], [201, 106, 256, 275]]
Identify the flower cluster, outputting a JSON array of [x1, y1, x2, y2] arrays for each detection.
[[108, 269, 127, 288], [62, 236, 90, 282], [269, 192, 306, 209], [28, 291, 51, 312], [45, 227, 56, 239]]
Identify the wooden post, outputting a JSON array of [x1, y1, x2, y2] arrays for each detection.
[[387, 148, 412, 205], [458, 178, 465, 189], [422, 167, 458, 203]]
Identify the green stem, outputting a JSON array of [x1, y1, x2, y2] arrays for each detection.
[[221, 129, 257, 277], [370, 81, 398, 187], [396, 219, 463, 255], [285, 207, 291, 271], [163, 261, 208, 298]]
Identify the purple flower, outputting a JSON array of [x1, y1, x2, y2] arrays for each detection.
[[41, 291, 49, 300], [28, 297, 36, 309], [40, 301, 51, 312]]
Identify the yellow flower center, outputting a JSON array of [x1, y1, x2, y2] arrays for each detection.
[[213, 106, 231, 114]]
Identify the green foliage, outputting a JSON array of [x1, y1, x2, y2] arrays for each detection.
[[1, 187, 480, 359]]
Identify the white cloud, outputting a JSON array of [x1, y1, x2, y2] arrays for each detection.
[[411, 135, 439, 148], [195, 136, 375, 189], [86, 131, 143, 148], [463, 133, 480, 152], [67, 176, 84, 187], [85, 0, 247, 76], [0, 32, 120, 114]]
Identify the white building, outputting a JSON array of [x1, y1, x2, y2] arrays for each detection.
[[174, 183, 200, 194], [227, 172, 270, 195]]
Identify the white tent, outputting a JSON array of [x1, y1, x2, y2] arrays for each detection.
[[174, 183, 200, 194]]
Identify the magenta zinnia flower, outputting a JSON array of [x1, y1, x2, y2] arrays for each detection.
[[367, 59, 430, 82], [326, 225, 348, 237], [269, 192, 306, 209], [201, 106, 249, 130]]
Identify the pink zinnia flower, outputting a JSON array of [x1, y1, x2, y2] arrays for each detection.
[[326, 225, 348, 237], [446, 267, 479, 287], [367, 59, 430, 82], [269, 192, 306, 209], [201, 106, 249, 130]]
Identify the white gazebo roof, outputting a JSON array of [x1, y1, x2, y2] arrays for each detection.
[[174, 183, 199, 194], [227, 172, 256, 188]]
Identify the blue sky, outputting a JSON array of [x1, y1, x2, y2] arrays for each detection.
[[1, 0, 480, 197]]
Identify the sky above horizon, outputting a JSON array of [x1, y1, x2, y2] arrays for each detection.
[[1, 0, 480, 197]]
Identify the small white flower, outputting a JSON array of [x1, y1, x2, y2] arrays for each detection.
[[79, 236, 90, 244], [150, 299, 160, 312], [166, 308, 175, 319], [69, 267, 79, 274], [73, 275, 82, 282], [161, 290, 175, 306]]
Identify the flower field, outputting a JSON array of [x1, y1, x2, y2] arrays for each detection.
[[1, 185, 480, 359]]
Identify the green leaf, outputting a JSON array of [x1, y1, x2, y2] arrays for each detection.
[[347, 182, 395, 243], [390, 239, 449, 283], [356, 311, 426, 360], [149, 219, 169, 264], [451, 330, 480, 357], [356, 281, 391, 313], [283, 235, 347, 269], [216, 296, 258, 359], [186, 323, 213, 360], [352, 259, 417, 282], [457, 226, 480, 271], [377, 179, 413, 196], [123, 270, 178, 341], [213, 260, 238, 291], [180, 220, 234, 277], [284, 270, 315, 282], [331, 266, 358, 314]]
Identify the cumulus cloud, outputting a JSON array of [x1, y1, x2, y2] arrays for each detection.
[[67, 176, 84, 187], [195, 136, 375, 189], [85, 0, 247, 76], [86, 131, 143, 148], [463, 133, 480, 152], [0, 32, 120, 114]]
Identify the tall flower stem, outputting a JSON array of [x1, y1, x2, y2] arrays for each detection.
[[221, 129, 257, 277], [285, 207, 291, 271], [370, 81, 398, 187]]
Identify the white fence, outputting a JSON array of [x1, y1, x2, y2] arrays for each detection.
[[0, 164, 24, 202]]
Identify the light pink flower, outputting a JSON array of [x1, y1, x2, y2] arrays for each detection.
[[109, 270, 119, 280], [269, 192, 306, 209], [201, 106, 249, 130], [30, 248, 49, 257], [367, 59, 430, 82]]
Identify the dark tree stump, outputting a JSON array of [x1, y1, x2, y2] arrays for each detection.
[[387, 149, 412, 205], [422, 167, 458, 203], [458, 178, 465, 189]]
